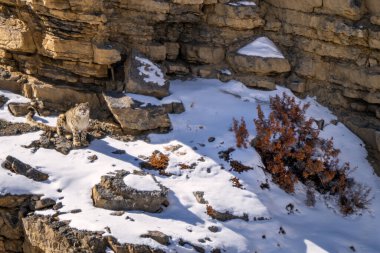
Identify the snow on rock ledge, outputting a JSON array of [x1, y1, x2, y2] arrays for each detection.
[[227, 37, 291, 75], [237, 37, 285, 59], [92, 170, 169, 213]]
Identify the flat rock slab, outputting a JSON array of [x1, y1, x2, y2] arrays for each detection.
[[7, 102, 30, 116], [103, 93, 172, 133], [92, 170, 169, 213], [124, 50, 170, 98], [227, 53, 291, 75], [1, 156, 49, 182], [141, 231, 171, 246]]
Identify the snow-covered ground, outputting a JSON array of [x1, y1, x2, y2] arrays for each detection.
[[0, 79, 379, 253]]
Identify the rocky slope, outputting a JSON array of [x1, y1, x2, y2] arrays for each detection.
[[0, 0, 379, 164], [0, 1, 380, 252]]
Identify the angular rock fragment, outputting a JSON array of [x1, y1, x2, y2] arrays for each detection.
[[141, 231, 171, 246], [7, 102, 30, 117], [124, 50, 170, 98], [1, 156, 49, 182], [103, 93, 172, 133], [92, 170, 169, 213]]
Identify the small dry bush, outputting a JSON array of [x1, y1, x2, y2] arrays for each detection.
[[230, 177, 244, 189], [253, 93, 371, 215], [147, 150, 169, 170], [232, 117, 249, 148]]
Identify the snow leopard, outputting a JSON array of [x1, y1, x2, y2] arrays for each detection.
[[27, 102, 90, 147]]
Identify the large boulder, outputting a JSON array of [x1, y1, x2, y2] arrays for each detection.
[[92, 170, 169, 213], [124, 51, 170, 99], [103, 92, 172, 133]]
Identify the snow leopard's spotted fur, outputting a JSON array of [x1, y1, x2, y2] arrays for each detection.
[[27, 102, 90, 147]]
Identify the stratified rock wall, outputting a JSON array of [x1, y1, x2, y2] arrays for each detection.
[[0, 0, 379, 164]]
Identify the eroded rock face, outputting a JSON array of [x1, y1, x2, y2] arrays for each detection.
[[0, 194, 35, 253], [92, 170, 169, 213]]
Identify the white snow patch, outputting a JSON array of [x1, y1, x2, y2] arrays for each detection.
[[220, 69, 232, 76], [238, 37, 285, 58], [135, 56, 166, 86], [229, 1, 256, 6], [305, 240, 329, 253], [123, 174, 161, 192]]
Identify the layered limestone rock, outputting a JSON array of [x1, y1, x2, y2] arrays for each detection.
[[0, 194, 36, 253]]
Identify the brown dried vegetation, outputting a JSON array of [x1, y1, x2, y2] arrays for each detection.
[[147, 150, 169, 170], [232, 117, 249, 148], [230, 177, 244, 189], [253, 93, 371, 215]]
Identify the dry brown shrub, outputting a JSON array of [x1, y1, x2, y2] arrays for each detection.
[[147, 150, 169, 170], [230, 177, 244, 189], [253, 92, 371, 215], [232, 117, 249, 148], [206, 205, 216, 217]]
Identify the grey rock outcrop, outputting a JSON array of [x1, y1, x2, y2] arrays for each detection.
[[92, 170, 169, 213]]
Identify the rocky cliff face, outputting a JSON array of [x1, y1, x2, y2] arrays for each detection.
[[0, 1, 379, 159]]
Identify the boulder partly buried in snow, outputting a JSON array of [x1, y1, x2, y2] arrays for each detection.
[[124, 50, 170, 98], [1, 155, 49, 182], [92, 170, 169, 213], [227, 37, 291, 75], [103, 93, 172, 133]]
